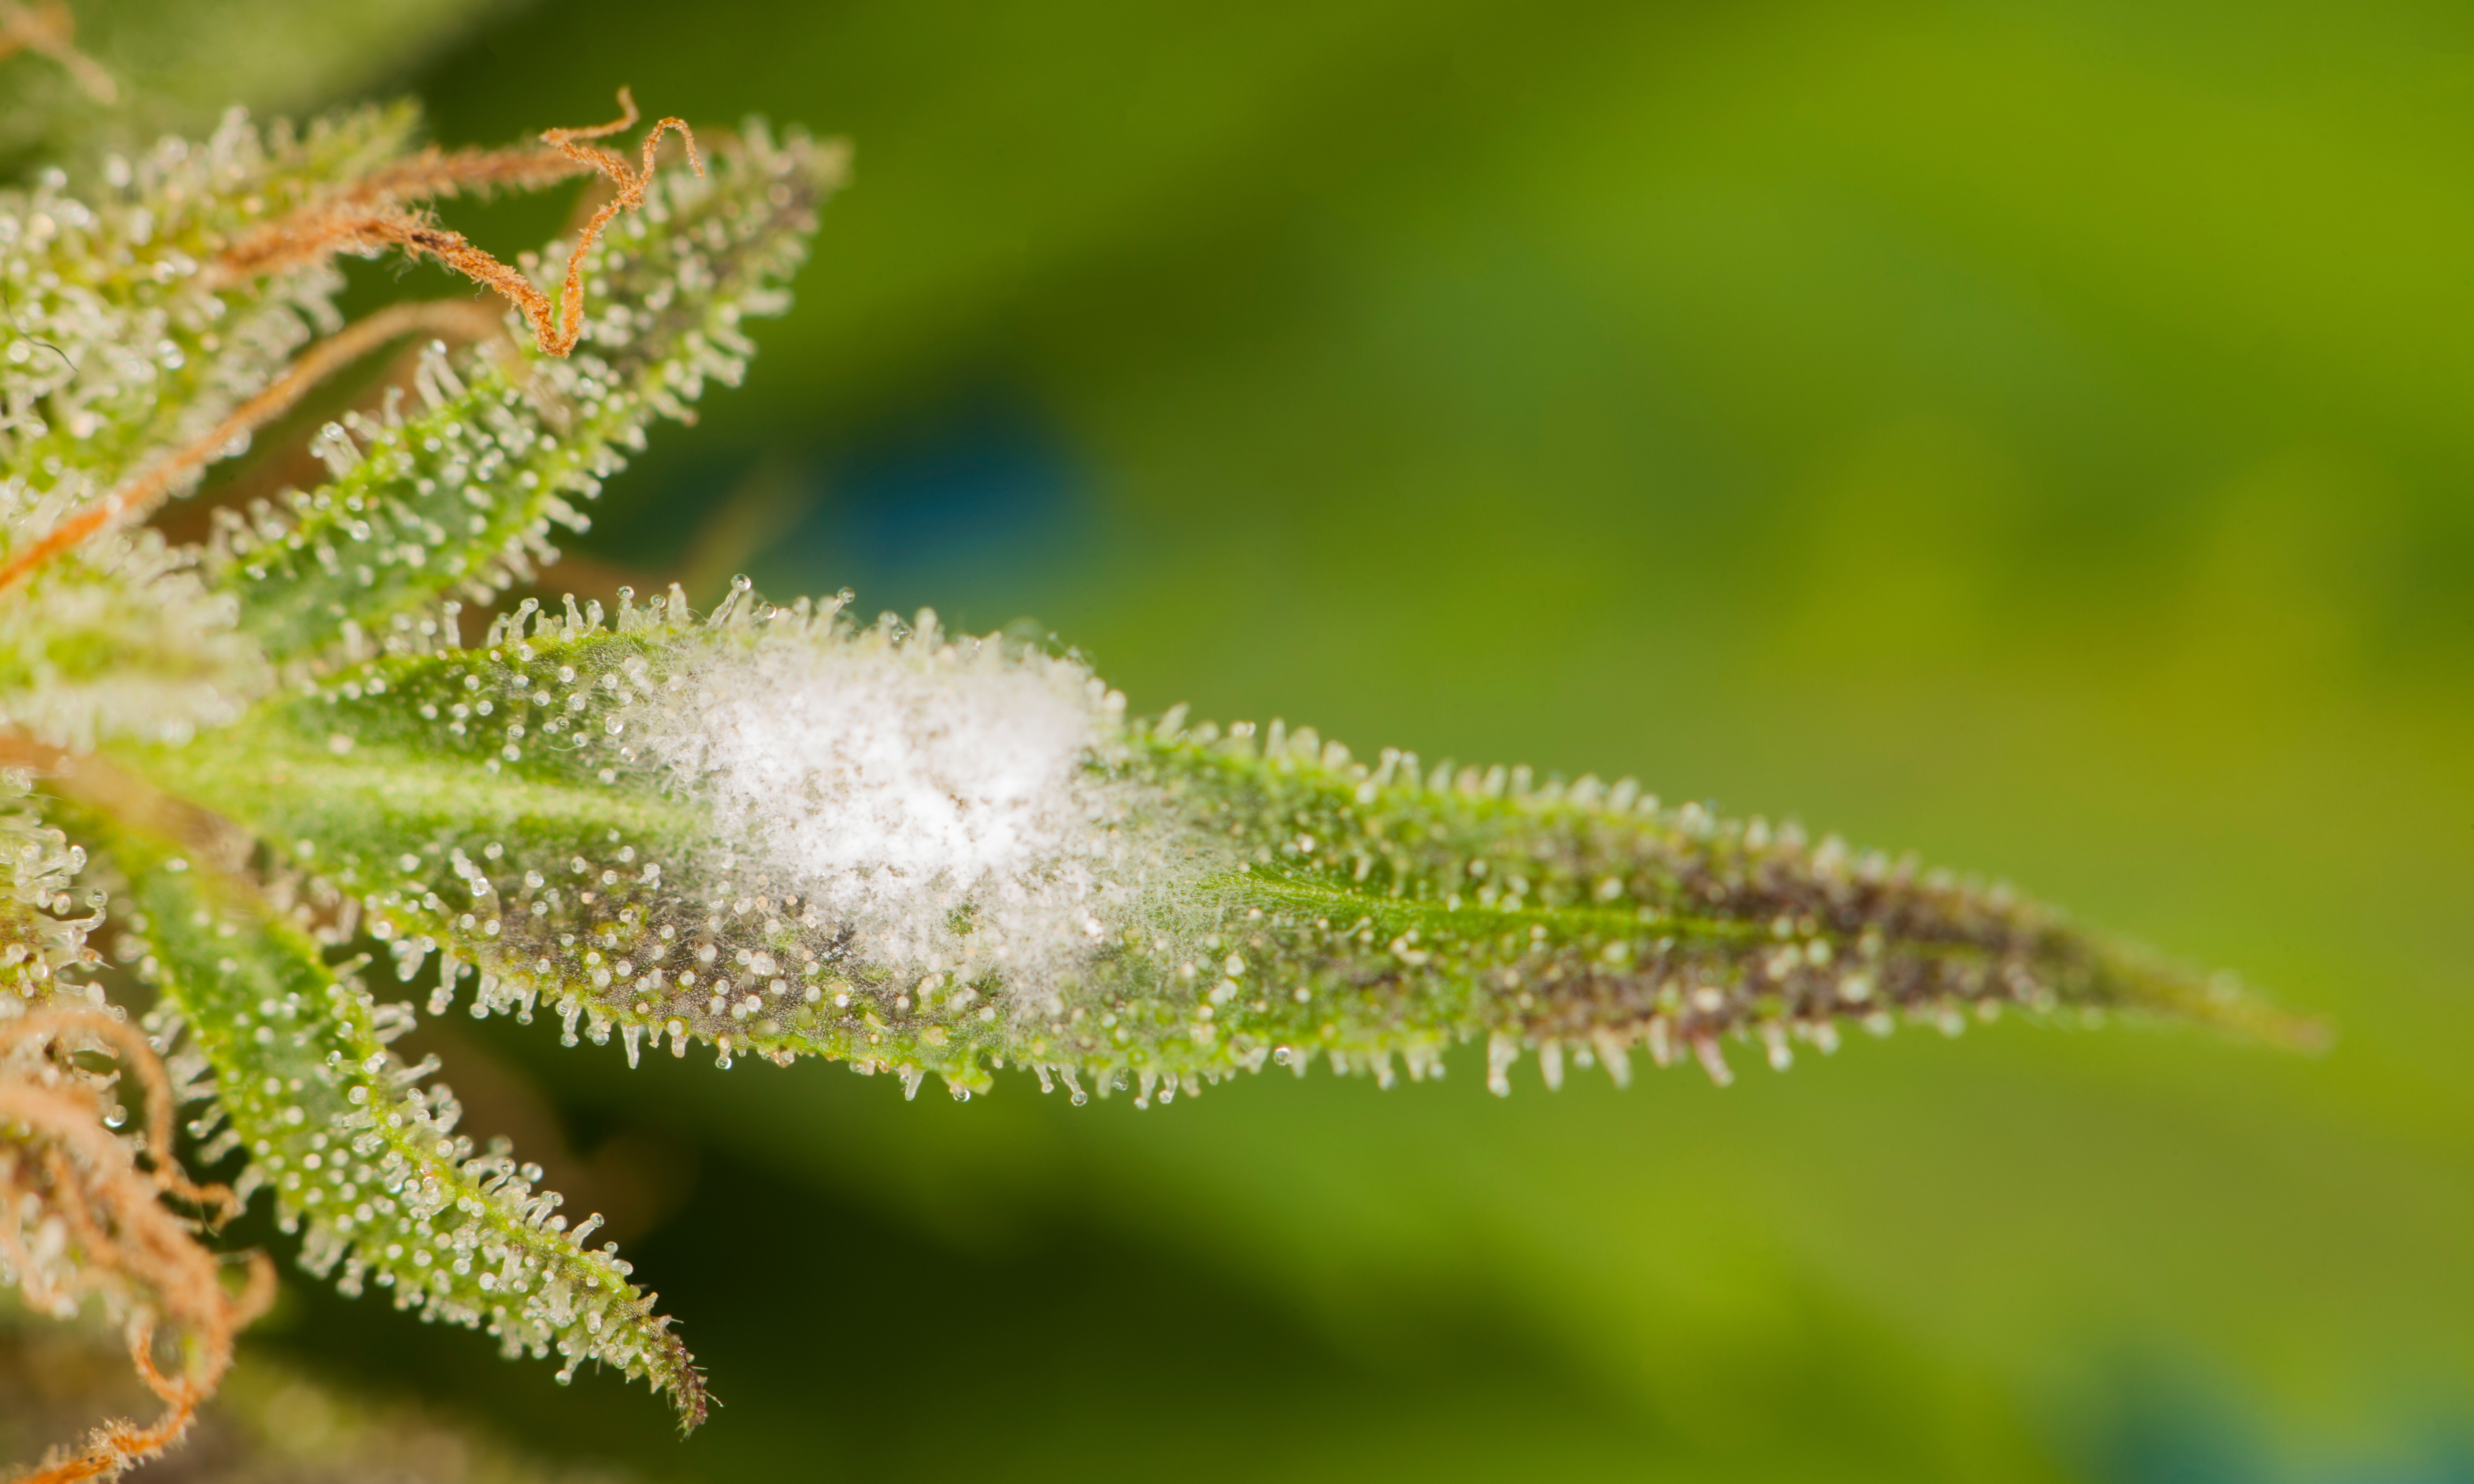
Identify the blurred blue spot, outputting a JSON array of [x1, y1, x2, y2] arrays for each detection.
[[756, 395, 1087, 624], [2085, 1363, 2474, 1484], [2100, 1387, 2268, 1484]]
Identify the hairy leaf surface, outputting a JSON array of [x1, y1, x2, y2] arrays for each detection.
[[0, 104, 413, 492], [146, 594, 2281, 1107], [99, 820, 706, 1425], [0, 78, 2305, 1448], [211, 125, 841, 662]]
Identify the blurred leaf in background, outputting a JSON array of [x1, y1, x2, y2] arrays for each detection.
[[0, 0, 511, 161], [0, 1303, 638, 1484], [16, 0, 2474, 1480]]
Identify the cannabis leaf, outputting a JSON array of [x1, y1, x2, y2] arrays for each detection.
[[0, 71, 2308, 1481], [139, 592, 2304, 1112]]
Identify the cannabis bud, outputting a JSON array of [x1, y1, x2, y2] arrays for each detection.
[[0, 59, 2304, 1484]]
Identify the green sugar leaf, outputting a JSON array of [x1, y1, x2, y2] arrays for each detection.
[[213, 124, 842, 662], [1076, 719, 2307, 1097], [0, 516, 264, 748], [0, 104, 418, 493], [149, 593, 2297, 1109], [0, 766, 96, 1007], [98, 820, 707, 1427]]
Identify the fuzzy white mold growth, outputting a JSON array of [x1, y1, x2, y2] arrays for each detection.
[[644, 613, 1148, 994]]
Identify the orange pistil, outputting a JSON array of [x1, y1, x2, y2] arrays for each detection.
[[0, 90, 697, 601], [1, 1010, 276, 1484], [0, 1, 115, 104], [211, 89, 700, 361]]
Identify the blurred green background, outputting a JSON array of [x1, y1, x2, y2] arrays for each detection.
[[28, 0, 2474, 1478]]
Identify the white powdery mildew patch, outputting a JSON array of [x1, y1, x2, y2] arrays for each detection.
[[643, 616, 1153, 998]]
